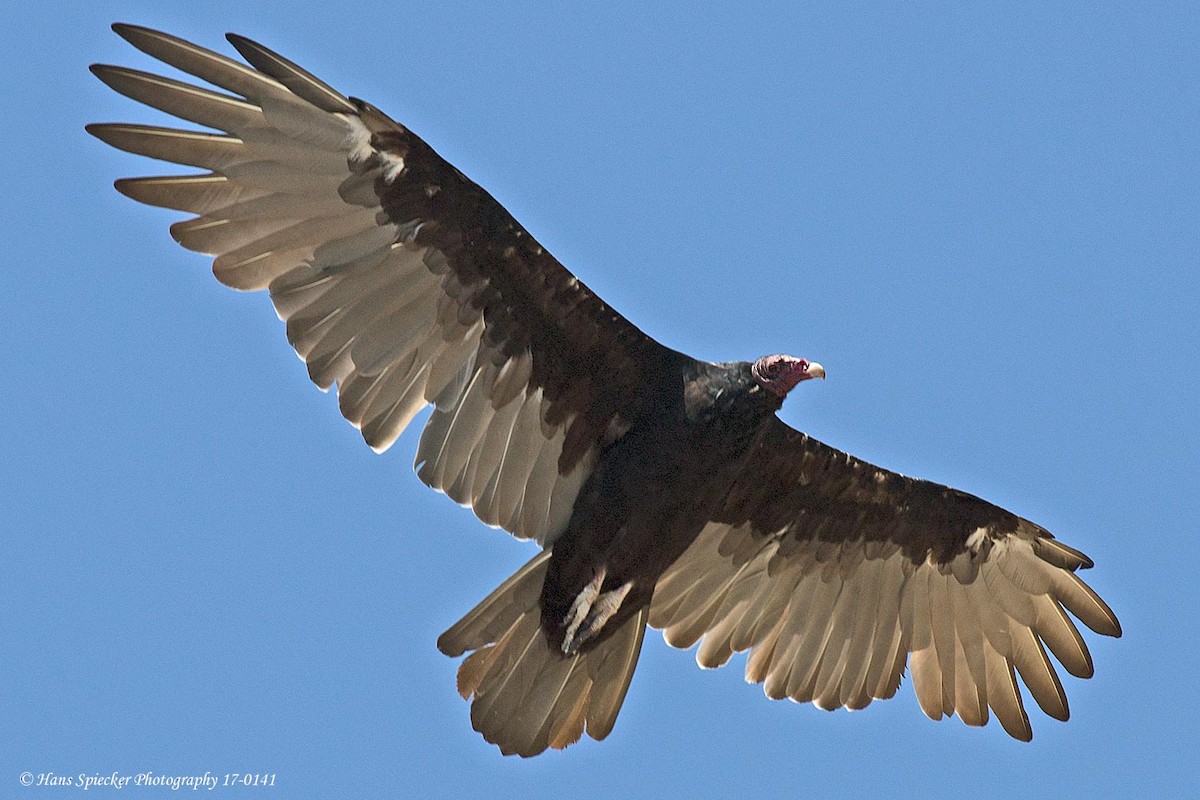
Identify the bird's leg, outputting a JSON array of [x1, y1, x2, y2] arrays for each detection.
[[570, 581, 633, 654], [561, 565, 638, 655], [561, 566, 606, 655]]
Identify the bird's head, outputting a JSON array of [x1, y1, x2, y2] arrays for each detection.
[[751, 354, 825, 397]]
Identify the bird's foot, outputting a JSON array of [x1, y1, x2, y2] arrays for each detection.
[[561, 567, 606, 655], [561, 572, 633, 655]]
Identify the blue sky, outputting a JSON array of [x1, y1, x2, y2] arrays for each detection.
[[5, 1, 1197, 797]]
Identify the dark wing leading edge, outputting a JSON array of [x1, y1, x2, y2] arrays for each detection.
[[89, 25, 688, 546], [650, 415, 1120, 741]]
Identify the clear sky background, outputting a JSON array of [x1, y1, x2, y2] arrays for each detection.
[[4, 2, 1197, 797]]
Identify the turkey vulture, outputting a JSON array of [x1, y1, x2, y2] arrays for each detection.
[[90, 24, 1120, 757]]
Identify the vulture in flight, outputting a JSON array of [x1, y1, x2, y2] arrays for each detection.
[[90, 25, 1121, 757]]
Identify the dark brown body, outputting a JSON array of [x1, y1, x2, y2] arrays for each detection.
[[541, 361, 784, 650]]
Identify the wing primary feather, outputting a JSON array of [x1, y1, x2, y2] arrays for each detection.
[[1010, 627, 1069, 721], [112, 174, 264, 214], [1033, 536, 1094, 570], [112, 23, 287, 102], [225, 33, 357, 113], [1035, 597, 1094, 679], [86, 124, 244, 170], [89, 65, 263, 133], [983, 635, 1032, 741], [1046, 567, 1122, 638]]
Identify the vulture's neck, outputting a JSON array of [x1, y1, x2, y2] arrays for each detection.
[[684, 362, 783, 426]]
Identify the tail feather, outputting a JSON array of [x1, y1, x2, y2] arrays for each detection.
[[438, 551, 647, 757], [438, 552, 550, 658], [585, 615, 647, 739]]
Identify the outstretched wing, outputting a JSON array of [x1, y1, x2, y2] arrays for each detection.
[[650, 415, 1120, 740], [90, 24, 688, 546]]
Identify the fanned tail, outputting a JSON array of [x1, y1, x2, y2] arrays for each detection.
[[438, 551, 647, 757]]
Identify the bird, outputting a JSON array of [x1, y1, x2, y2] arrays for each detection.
[[89, 24, 1121, 757]]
